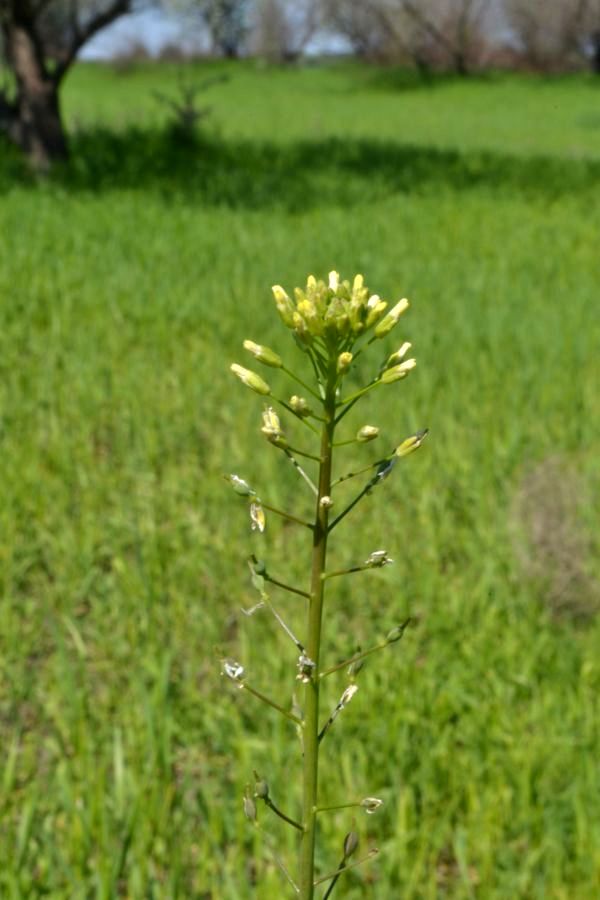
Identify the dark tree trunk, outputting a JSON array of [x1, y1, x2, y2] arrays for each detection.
[[592, 32, 600, 75], [2, 22, 68, 169]]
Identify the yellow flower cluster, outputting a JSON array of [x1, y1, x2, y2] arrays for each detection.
[[272, 271, 408, 345]]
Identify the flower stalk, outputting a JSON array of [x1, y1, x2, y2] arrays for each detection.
[[224, 271, 427, 898]]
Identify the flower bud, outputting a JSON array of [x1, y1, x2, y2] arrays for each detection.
[[343, 830, 359, 859], [374, 298, 409, 338], [380, 358, 416, 384], [394, 429, 428, 458], [386, 341, 412, 367], [337, 351, 353, 374], [250, 501, 266, 533], [230, 364, 271, 395], [261, 407, 286, 446], [225, 474, 256, 497], [365, 298, 388, 329], [297, 653, 316, 683], [356, 425, 379, 443], [339, 684, 358, 707], [365, 550, 393, 568], [248, 554, 267, 576], [272, 285, 295, 327], [289, 395, 312, 417], [253, 771, 270, 800], [347, 658, 365, 678], [222, 658, 245, 681], [361, 797, 383, 814], [328, 270, 340, 291], [243, 790, 257, 822], [386, 620, 410, 644], [243, 340, 283, 368], [319, 495, 334, 509]]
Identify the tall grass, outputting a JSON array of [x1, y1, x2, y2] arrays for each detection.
[[0, 62, 599, 898]]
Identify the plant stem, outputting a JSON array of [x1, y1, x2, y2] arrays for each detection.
[[299, 368, 336, 900]]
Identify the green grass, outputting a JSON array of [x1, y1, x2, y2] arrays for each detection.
[[0, 62, 599, 898]]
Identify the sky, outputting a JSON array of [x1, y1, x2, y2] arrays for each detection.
[[81, 9, 204, 58]]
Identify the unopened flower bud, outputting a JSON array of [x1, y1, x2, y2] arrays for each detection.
[[366, 298, 388, 329], [243, 790, 257, 822], [250, 502, 266, 533], [261, 407, 287, 446], [386, 341, 412, 367], [365, 550, 393, 568], [374, 298, 409, 337], [289, 395, 312, 417], [386, 620, 410, 644], [320, 495, 334, 509], [348, 658, 365, 678], [226, 474, 255, 497], [248, 554, 267, 576], [337, 351, 353, 374], [297, 654, 316, 683], [272, 285, 295, 327], [343, 830, 359, 859], [328, 270, 340, 291], [253, 771, 270, 800], [394, 429, 428, 457], [380, 358, 416, 384], [356, 425, 379, 443], [339, 684, 358, 707], [230, 364, 271, 395], [222, 658, 245, 681], [243, 340, 283, 368], [361, 797, 383, 814]]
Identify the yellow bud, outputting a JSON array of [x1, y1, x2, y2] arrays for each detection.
[[352, 273, 364, 292], [230, 363, 271, 395], [386, 341, 412, 367], [272, 285, 295, 327], [250, 501, 266, 533], [394, 429, 428, 457], [356, 425, 379, 442], [289, 395, 312, 417], [261, 407, 286, 446], [337, 351, 353, 374], [374, 298, 409, 338], [328, 270, 340, 291], [365, 299, 388, 329], [243, 340, 282, 368], [380, 358, 416, 384]]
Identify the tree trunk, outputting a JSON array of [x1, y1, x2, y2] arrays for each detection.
[[2, 22, 68, 169], [592, 32, 600, 75]]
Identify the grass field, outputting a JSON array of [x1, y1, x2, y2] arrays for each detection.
[[1, 62, 599, 898]]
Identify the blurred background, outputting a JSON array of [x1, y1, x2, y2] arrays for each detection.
[[1, 1, 599, 897]]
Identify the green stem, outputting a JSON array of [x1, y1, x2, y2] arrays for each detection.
[[264, 574, 311, 599], [299, 367, 337, 900], [240, 682, 303, 725], [265, 797, 304, 832], [260, 502, 313, 530], [282, 365, 322, 401], [319, 641, 388, 678]]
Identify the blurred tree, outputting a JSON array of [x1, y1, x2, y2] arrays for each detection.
[[173, 0, 249, 57], [251, 0, 319, 63], [321, 0, 396, 59], [382, 0, 492, 75], [0, 0, 134, 167], [506, 0, 600, 73], [322, 0, 492, 72]]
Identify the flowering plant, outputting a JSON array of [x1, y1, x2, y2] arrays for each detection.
[[224, 271, 427, 898]]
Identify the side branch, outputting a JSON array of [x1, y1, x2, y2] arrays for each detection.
[[55, 0, 132, 83]]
